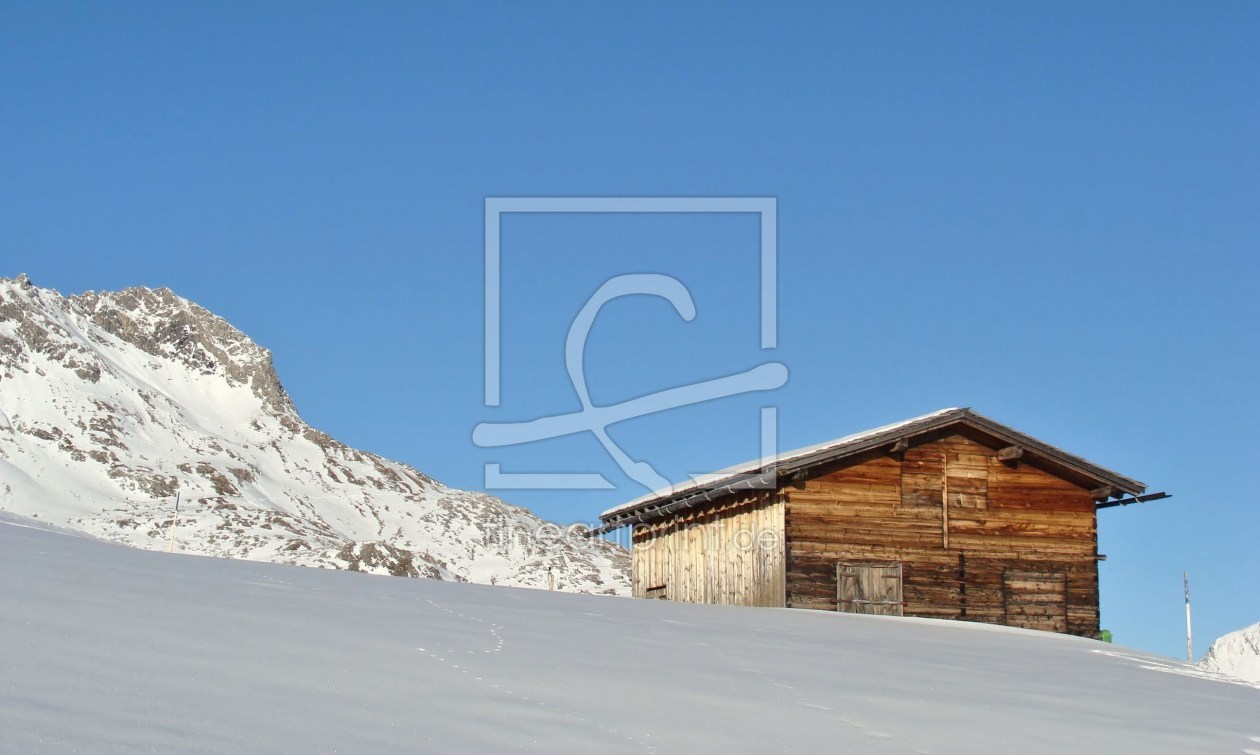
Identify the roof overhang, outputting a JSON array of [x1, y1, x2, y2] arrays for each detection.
[[592, 408, 1149, 536]]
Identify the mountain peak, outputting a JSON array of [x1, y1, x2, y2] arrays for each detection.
[[71, 285, 298, 418], [0, 278, 628, 593]]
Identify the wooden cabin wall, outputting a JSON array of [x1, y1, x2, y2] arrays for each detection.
[[631, 491, 786, 607], [784, 434, 1100, 636]]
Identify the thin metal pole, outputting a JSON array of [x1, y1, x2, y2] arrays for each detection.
[[166, 492, 181, 554], [941, 453, 950, 549], [1184, 571, 1193, 663]]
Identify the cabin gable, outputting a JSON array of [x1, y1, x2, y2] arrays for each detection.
[[783, 433, 1100, 635]]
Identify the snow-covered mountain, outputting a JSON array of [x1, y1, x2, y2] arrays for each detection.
[[0, 274, 627, 593], [1199, 622, 1260, 685]]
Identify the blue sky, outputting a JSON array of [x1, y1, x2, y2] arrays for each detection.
[[3, 2, 1256, 659]]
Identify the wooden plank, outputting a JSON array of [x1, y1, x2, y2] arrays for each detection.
[[1002, 569, 1067, 632]]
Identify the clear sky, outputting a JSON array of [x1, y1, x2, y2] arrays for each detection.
[[3, 2, 1257, 660]]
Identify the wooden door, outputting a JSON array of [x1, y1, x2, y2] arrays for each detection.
[[1003, 570, 1067, 633], [837, 563, 904, 616]]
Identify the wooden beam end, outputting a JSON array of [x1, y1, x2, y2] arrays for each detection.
[[996, 445, 1024, 465]]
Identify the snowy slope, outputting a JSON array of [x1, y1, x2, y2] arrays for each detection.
[[1200, 622, 1260, 685], [2, 515, 1258, 754], [0, 275, 627, 592]]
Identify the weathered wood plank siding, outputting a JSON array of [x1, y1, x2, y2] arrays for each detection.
[[784, 434, 1100, 636], [631, 491, 786, 607]]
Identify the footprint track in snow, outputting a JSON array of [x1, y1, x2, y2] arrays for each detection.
[[696, 640, 895, 745], [418, 597, 656, 753]]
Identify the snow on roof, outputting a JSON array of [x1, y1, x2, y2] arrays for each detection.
[[598, 406, 1150, 528], [600, 407, 963, 520]]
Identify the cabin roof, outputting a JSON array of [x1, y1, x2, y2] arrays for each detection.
[[596, 407, 1147, 532]]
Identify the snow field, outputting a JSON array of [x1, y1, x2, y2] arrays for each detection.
[[3, 514, 1259, 753]]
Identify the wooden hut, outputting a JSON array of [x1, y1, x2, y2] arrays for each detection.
[[593, 408, 1167, 637]]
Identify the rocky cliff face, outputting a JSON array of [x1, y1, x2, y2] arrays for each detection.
[[0, 275, 628, 593]]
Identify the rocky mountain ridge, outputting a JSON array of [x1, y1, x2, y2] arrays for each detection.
[[0, 274, 628, 592]]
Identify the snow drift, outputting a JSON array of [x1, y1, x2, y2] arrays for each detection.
[[1199, 621, 1260, 685]]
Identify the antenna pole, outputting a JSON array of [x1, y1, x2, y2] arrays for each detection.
[[1184, 571, 1193, 663], [166, 492, 181, 554]]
